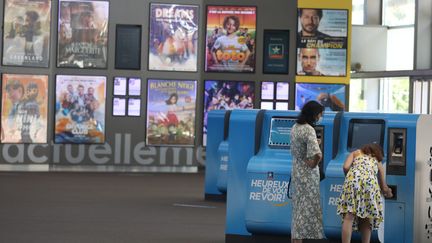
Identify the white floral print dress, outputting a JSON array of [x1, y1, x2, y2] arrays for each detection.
[[290, 123, 324, 239]]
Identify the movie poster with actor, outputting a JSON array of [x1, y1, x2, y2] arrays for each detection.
[[295, 83, 346, 111], [296, 8, 348, 77], [146, 80, 197, 146], [55, 75, 106, 143], [149, 3, 199, 72], [1, 74, 48, 143], [205, 6, 256, 73], [57, 0, 109, 68], [203, 80, 255, 146], [2, 0, 51, 67]]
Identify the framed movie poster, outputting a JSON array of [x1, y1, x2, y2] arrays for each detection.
[[55, 75, 106, 143], [205, 5, 257, 73], [1, 74, 49, 143], [128, 98, 141, 117], [2, 0, 51, 67], [112, 97, 126, 116], [276, 82, 289, 100], [203, 80, 255, 146], [296, 8, 348, 77], [113, 77, 127, 96], [148, 3, 199, 72], [128, 77, 141, 96], [146, 79, 197, 146], [261, 81, 274, 100], [57, 0, 109, 68], [263, 30, 289, 74], [115, 24, 141, 70], [295, 83, 346, 111]]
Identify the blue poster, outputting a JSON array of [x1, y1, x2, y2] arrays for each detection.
[[263, 30, 289, 74], [295, 83, 346, 111]]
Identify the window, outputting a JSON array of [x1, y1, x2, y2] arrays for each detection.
[[386, 27, 414, 70], [350, 77, 409, 113], [352, 0, 365, 25], [382, 0, 415, 26], [412, 79, 432, 114]]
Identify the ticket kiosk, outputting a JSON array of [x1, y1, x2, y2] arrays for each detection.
[[204, 110, 230, 200], [322, 112, 432, 243], [244, 111, 340, 236], [225, 109, 341, 241]]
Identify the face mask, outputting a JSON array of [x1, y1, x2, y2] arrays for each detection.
[[316, 117, 323, 124]]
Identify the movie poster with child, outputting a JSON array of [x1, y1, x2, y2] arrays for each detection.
[[55, 75, 106, 144], [2, 0, 51, 67], [149, 3, 199, 72], [146, 79, 197, 146], [57, 0, 109, 68], [205, 6, 256, 72], [1, 74, 48, 143], [203, 80, 255, 146]]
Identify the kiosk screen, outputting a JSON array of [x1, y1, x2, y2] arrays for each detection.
[[268, 118, 296, 149], [348, 119, 385, 151]]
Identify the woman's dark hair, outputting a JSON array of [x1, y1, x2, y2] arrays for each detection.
[[360, 143, 383, 162], [166, 93, 178, 105], [297, 100, 324, 126]]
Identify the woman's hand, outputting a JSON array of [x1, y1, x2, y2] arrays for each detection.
[[382, 186, 393, 198]]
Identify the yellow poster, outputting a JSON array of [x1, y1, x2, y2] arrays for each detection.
[[296, 0, 352, 84]]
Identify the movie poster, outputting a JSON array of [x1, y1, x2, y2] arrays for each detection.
[[205, 6, 256, 73], [263, 30, 290, 74], [57, 0, 109, 68], [1, 74, 48, 143], [146, 80, 197, 146], [149, 3, 199, 72], [55, 75, 106, 143], [295, 83, 346, 111], [203, 80, 255, 146], [296, 9, 348, 76], [2, 0, 51, 67]]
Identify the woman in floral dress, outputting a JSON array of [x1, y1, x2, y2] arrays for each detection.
[[337, 143, 393, 243], [290, 100, 325, 243]]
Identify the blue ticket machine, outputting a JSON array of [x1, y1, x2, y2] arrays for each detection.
[[225, 109, 341, 241], [225, 109, 265, 241], [244, 111, 340, 236], [204, 110, 230, 200], [244, 110, 299, 235], [322, 112, 432, 243], [216, 110, 232, 193]]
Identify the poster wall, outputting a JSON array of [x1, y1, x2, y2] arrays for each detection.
[[148, 3, 199, 72], [146, 79, 197, 146], [57, 0, 109, 68], [205, 6, 256, 73], [203, 80, 255, 145], [1, 74, 48, 143], [296, 8, 348, 77], [295, 83, 345, 111], [55, 75, 106, 143], [2, 0, 51, 67]]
